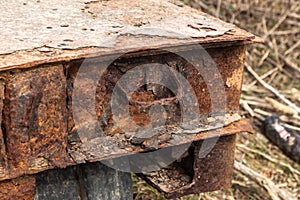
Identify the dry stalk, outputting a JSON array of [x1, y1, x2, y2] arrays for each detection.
[[244, 100, 272, 109], [284, 40, 300, 55], [246, 67, 278, 89], [245, 62, 300, 115], [234, 161, 297, 200], [253, 108, 272, 117], [263, 12, 288, 39], [240, 100, 254, 116], [265, 97, 297, 116], [283, 123, 300, 132], [257, 50, 270, 67], [237, 144, 300, 179], [253, 112, 266, 121], [280, 115, 300, 127], [279, 54, 300, 73]]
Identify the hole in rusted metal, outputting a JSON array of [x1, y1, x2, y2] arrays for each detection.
[[201, 27, 217, 32], [63, 39, 74, 42], [112, 25, 124, 28], [58, 43, 67, 47], [140, 144, 195, 191]]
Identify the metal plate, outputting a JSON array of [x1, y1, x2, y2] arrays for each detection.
[[0, 0, 257, 70], [0, 43, 252, 181]]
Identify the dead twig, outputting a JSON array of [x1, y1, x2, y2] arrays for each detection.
[[280, 115, 300, 127], [263, 12, 288, 39], [278, 54, 300, 74], [234, 161, 297, 200], [244, 100, 272, 109], [242, 95, 266, 102], [257, 50, 270, 67], [265, 97, 298, 116], [254, 108, 272, 117], [240, 100, 255, 116], [246, 67, 278, 89], [272, 29, 300, 36], [254, 112, 266, 121], [215, 0, 221, 17], [237, 144, 300, 180], [283, 123, 300, 133], [284, 40, 300, 55], [245, 62, 300, 115]]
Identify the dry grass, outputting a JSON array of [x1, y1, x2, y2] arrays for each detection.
[[133, 0, 300, 199]]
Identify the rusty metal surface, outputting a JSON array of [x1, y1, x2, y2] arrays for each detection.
[[0, 42, 252, 182], [0, 0, 257, 71], [0, 114, 251, 182], [65, 44, 248, 162], [68, 118, 252, 164], [0, 65, 71, 181], [67, 45, 246, 136], [0, 2, 256, 196], [0, 175, 36, 200], [139, 134, 237, 199]]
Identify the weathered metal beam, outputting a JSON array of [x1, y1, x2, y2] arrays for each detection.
[[0, 0, 259, 198], [0, 43, 251, 182]]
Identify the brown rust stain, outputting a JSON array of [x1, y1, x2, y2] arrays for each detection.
[[0, 2, 255, 195], [0, 175, 36, 200], [68, 118, 252, 165], [66, 45, 246, 139], [139, 134, 237, 199], [208, 45, 247, 114], [2, 64, 69, 180], [0, 44, 250, 183]]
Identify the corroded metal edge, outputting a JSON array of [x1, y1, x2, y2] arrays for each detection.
[[138, 120, 253, 199], [0, 0, 259, 71], [0, 36, 255, 72], [0, 119, 252, 182]]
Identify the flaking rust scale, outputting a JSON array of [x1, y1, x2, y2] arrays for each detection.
[[0, 0, 259, 199]]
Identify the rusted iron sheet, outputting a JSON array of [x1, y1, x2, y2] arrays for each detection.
[[68, 118, 252, 164], [0, 42, 251, 182], [0, 2, 257, 196], [0, 0, 236, 54], [67, 45, 246, 138], [139, 134, 237, 199], [65, 44, 248, 164], [0, 65, 71, 181], [0, 175, 36, 200], [0, 0, 258, 71]]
